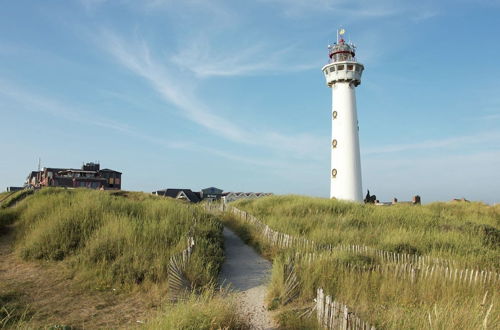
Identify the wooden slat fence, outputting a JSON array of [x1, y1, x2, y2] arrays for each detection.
[[167, 236, 195, 301], [206, 203, 499, 287], [293, 252, 499, 286], [316, 288, 375, 330]]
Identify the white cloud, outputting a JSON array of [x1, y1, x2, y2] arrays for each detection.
[[171, 38, 317, 78], [479, 113, 500, 121], [0, 79, 188, 150], [260, 0, 439, 20], [98, 30, 324, 159], [79, 0, 109, 12], [363, 131, 500, 155], [363, 149, 500, 204]]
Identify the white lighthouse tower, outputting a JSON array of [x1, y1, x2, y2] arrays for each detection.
[[322, 29, 364, 202]]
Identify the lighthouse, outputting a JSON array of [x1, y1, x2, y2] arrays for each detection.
[[322, 29, 364, 202]]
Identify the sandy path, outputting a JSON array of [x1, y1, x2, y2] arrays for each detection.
[[219, 227, 276, 330]]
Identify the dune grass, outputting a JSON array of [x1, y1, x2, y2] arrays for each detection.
[[0, 191, 10, 200], [0, 289, 33, 328], [225, 195, 500, 329], [145, 288, 250, 329], [269, 252, 498, 329], [6, 188, 224, 289], [0, 189, 33, 209], [0, 188, 253, 328], [233, 195, 500, 269]]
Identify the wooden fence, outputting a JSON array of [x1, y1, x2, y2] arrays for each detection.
[[316, 289, 375, 330], [207, 203, 499, 287], [316, 288, 375, 330], [167, 236, 195, 301]]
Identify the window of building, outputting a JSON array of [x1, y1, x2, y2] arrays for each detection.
[[355, 65, 362, 72], [324, 69, 328, 75], [332, 111, 337, 119], [329, 66, 335, 72], [337, 65, 344, 71], [347, 64, 354, 71], [331, 169, 337, 178], [332, 139, 337, 148]]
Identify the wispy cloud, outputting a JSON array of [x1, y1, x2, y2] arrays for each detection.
[[363, 131, 500, 155], [0, 78, 189, 150], [479, 113, 500, 121], [171, 37, 317, 78], [79, 0, 233, 23], [260, 0, 438, 20], [363, 149, 500, 203], [98, 30, 324, 159], [0, 78, 323, 172], [79, 0, 109, 12], [100, 31, 248, 140]]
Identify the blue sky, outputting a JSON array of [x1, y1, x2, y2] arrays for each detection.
[[1, 0, 499, 203]]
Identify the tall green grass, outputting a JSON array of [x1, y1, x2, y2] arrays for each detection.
[[225, 196, 500, 329], [268, 252, 499, 329], [0, 191, 10, 200], [233, 195, 500, 268], [8, 188, 224, 288], [0, 189, 33, 209], [145, 289, 250, 329]]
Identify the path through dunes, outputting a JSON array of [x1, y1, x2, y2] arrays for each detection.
[[219, 227, 276, 330]]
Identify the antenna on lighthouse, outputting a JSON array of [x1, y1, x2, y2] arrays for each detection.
[[338, 27, 345, 43]]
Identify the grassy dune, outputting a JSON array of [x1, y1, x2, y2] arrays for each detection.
[[227, 195, 499, 329], [0, 188, 249, 329], [233, 195, 500, 268], [0, 189, 34, 209], [6, 188, 223, 287]]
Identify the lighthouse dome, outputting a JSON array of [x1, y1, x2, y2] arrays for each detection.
[[328, 39, 356, 62]]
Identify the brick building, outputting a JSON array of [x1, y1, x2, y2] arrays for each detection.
[[28, 162, 122, 190]]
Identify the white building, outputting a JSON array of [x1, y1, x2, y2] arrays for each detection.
[[322, 29, 364, 202]]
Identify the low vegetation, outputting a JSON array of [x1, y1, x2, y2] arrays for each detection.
[[0, 290, 32, 328], [0, 189, 33, 209], [8, 188, 222, 288], [0, 188, 249, 328], [224, 195, 500, 329], [233, 195, 500, 268], [146, 289, 249, 329]]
